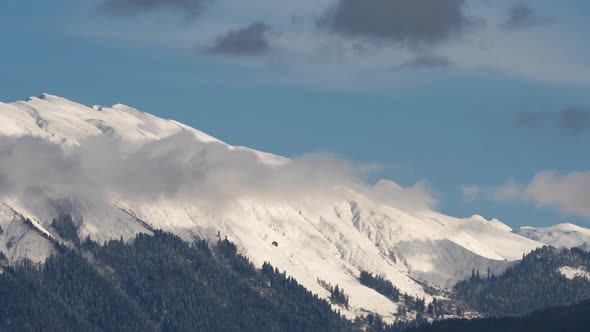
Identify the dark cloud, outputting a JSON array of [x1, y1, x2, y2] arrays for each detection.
[[393, 54, 452, 71], [516, 107, 590, 134], [516, 111, 547, 127], [205, 22, 272, 57], [561, 107, 590, 133], [99, 0, 213, 18], [318, 0, 474, 45], [502, 3, 554, 30]]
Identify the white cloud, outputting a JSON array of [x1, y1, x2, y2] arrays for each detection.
[[493, 180, 525, 202], [369, 179, 438, 211], [526, 171, 590, 217], [459, 185, 480, 201], [0, 134, 436, 214], [492, 171, 590, 218]]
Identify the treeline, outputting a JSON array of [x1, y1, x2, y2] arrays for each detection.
[[317, 278, 350, 309], [359, 271, 458, 321], [51, 214, 80, 245], [453, 246, 590, 317], [0, 227, 431, 332], [6, 216, 590, 331], [360, 271, 401, 302]]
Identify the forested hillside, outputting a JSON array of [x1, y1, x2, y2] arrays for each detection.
[[3, 225, 590, 331], [452, 246, 590, 317], [0, 231, 357, 331], [406, 298, 590, 332]]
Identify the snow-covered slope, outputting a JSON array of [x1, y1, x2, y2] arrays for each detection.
[[0, 94, 554, 320], [516, 224, 590, 252], [0, 93, 285, 165], [0, 202, 56, 263], [559, 266, 590, 280]]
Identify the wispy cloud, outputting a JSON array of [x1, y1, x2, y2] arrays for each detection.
[[516, 107, 590, 134], [459, 185, 480, 201], [493, 171, 590, 219], [502, 3, 554, 30], [98, 0, 214, 19], [204, 22, 273, 57], [392, 54, 452, 71], [369, 179, 438, 211]]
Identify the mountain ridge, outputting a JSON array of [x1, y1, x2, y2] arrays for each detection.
[[0, 94, 587, 321]]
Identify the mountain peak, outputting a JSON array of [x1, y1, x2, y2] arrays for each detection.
[[519, 223, 590, 233], [553, 223, 590, 232], [516, 223, 590, 251], [35, 92, 69, 103], [467, 214, 513, 232], [39, 92, 54, 99], [0, 94, 278, 160]]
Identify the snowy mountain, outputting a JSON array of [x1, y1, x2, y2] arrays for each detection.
[[0, 93, 584, 320], [516, 224, 590, 252]]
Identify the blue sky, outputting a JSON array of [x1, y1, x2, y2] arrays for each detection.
[[1, 0, 589, 228]]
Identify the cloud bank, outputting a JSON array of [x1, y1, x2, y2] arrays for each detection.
[[0, 134, 436, 214], [79, 0, 590, 87]]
